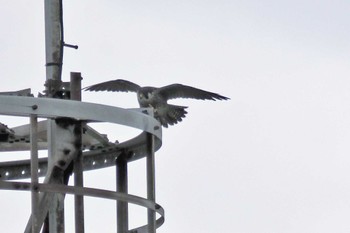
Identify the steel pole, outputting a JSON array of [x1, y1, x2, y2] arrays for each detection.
[[70, 72, 85, 233], [30, 115, 39, 233], [45, 0, 61, 82], [45, 0, 64, 232], [147, 133, 156, 233], [116, 155, 128, 233]]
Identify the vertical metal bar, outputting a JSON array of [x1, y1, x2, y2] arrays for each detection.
[[30, 115, 39, 233], [70, 72, 82, 100], [47, 117, 68, 233], [147, 133, 156, 233], [116, 155, 128, 233], [71, 72, 85, 233], [49, 193, 65, 233]]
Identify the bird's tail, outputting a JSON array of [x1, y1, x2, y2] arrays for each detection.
[[156, 104, 188, 128]]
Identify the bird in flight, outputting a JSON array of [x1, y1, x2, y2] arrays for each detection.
[[84, 79, 229, 127]]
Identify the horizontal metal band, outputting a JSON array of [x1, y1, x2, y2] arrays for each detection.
[[0, 180, 165, 232], [0, 96, 161, 139], [0, 96, 163, 180], [0, 132, 162, 180]]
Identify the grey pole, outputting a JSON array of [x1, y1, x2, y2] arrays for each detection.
[[71, 72, 85, 233], [116, 155, 129, 233], [147, 133, 156, 233], [44, 0, 61, 82], [45, 0, 65, 232], [30, 115, 39, 233]]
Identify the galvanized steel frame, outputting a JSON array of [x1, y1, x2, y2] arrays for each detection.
[[0, 95, 164, 233]]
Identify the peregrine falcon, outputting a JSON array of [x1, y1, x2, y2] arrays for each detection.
[[84, 79, 229, 127]]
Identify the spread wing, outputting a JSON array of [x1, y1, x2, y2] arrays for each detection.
[[157, 84, 230, 101], [83, 79, 141, 93]]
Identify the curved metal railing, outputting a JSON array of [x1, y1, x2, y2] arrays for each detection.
[[0, 95, 164, 232]]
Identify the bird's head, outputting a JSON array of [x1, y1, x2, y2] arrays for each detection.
[[136, 88, 152, 108], [138, 92, 146, 100], [138, 87, 154, 100]]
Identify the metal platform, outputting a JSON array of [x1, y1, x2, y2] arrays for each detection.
[[0, 95, 164, 232]]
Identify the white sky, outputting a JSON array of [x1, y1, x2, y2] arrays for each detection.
[[1, 0, 350, 232]]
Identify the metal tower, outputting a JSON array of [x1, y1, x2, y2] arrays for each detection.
[[0, 1, 164, 232]]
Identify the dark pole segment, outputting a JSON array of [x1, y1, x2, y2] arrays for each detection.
[[116, 155, 129, 233], [30, 115, 39, 233], [70, 72, 82, 101], [147, 133, 156, 233], [70, 72, 85, 233], [44, 0, 61, 82]]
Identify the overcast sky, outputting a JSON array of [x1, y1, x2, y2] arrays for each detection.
[[1, 0, 350, 232]]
